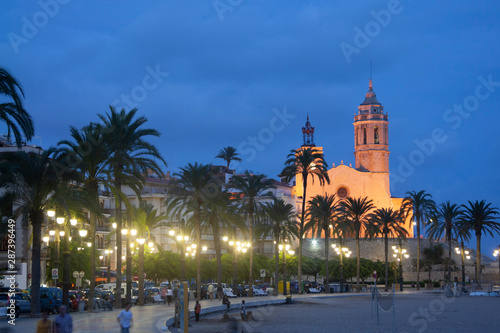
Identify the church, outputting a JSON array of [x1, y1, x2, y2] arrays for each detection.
[[293, 79, 414, 238]]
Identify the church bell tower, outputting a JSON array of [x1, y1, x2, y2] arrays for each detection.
[[353, 79, 389, 173]]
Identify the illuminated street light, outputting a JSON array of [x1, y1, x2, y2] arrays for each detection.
[[87, 242, 92, 247], [70, 219, 77, 226], [131, 229, 137, 236], [43, 236, 49, 243], [148, 242, 154, 248], [112, 222, 117, 229], [49, 230, 56, 236], [169, 230, 175, 236], [59, 231, 65, 237], [176, 235, 183, 241], [121, 229, 128, 235], [79, 229, 87, 237], [47, 210, 55, 217], [137, 238, 146, 245], [222, 236, 229, 242], [57, 217, 65, 225]]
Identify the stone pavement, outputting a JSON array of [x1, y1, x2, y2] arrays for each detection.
[[0, 290, 418, 332]]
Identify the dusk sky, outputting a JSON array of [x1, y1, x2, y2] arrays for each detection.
[[2, 1, 500, 254]]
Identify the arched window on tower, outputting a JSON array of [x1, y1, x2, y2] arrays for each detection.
[[374, 127, 379, 144], [363, 128, 367, 145]]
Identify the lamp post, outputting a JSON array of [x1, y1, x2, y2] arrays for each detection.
[[137, 236, 146, 306], [47, 210, 60, 287], [332, 241, 350, 293], [456, 244, 471, 286], [392, 242, 409, 292], [279, 244, 293, 295], [493, 245, 500, 282]]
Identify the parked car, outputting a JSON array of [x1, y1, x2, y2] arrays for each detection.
[[39, 287, 58, 313], [0, 292, 31, 318], [245, 285, 267, 296], [257, 284, 274, 295], [48, 287, 62, 312]]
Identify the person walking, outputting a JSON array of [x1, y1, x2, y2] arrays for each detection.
[[166, 287, 173, 306], [53, 305, 73, 333], [194, 301, 201, 323], [240, 300, 246, 321], [207, 284, 215, 301], [36, 310, 51, 333], [117, 303, 133, 333]]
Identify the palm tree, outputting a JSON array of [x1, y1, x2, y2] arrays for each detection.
[[422, 244, 444, 284], [401, 190, 435, 290], [339, 197, 375, 291], [454, 219, 472, 286], [228, 170, 275, 296], [427, 202, 462, 282], [0, 67, 34, 146], [281, 147, 329, 293], [98, 106, 166, 306], [215, 146, 242, 169], [259, 198, 299, 295], [460, 200, 500, 284], [170, 163, 214, 300], [57, 123, 109, 312], [132, 203, 167, 306], [305, 194, 338, 292], [0, 148, 71, 316], [370, 207, 408, 291]]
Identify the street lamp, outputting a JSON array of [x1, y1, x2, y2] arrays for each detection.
[[332, 242, 350, 293], [279, 244, 293, 295], [392, 243, 410, 291], [456, 245, 471, 286], [79, 230, 88, 238]]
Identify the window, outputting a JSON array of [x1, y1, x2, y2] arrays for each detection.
[[374, 127, 379, 144], [337, 186, 348, 199], [363, 128, 367, 144]]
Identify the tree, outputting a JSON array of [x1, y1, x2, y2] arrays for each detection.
[[57, 123, 109, 312], [460, 200, 500, 284], [401, 190, 435, 290], [0, 148, 70, 316], [132, 202, 167, 306], [0, 67, 34, 146], [281, 147, 330, 293], [427, 201, 462, 282], [370, 207, 408, 291], [422, 244, 444, 284], [98, 106, 166, 306], [228, 170, 275, 296], [305, 194, 338, 292], [259, 198, 299, 295], [170, 163, 214, 300], [339, 197, 374, 291], [215, 146, 242, 169]]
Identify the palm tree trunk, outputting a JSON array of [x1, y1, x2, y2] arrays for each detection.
[[138, 243, 145, 306], [339, 237, 344, 293], [248, 211, 254, 297], [274, 238, 279, 296], [31, 219, 42, 316], [324, 231, 329, 293], [114, 179, 123, 308], [461, 239, 466, 287], [299, 178, 307, 295], [195, 205, 202, 300], [416, 218, 421, 290], [213, 219, 223, 285], [62, 222, 70, 308], [384, 233, 389, 292], [88, 210, 96, 312], [356, 235, 360, 292], [126, 215, 132, 304], [448, 234, 452, 282], [476, 233, 481, 284]]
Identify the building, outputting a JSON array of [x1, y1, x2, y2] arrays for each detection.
[[293, 79, 414, 238]]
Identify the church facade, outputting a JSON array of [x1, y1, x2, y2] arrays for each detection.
[[293, 80, 414, 238]]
